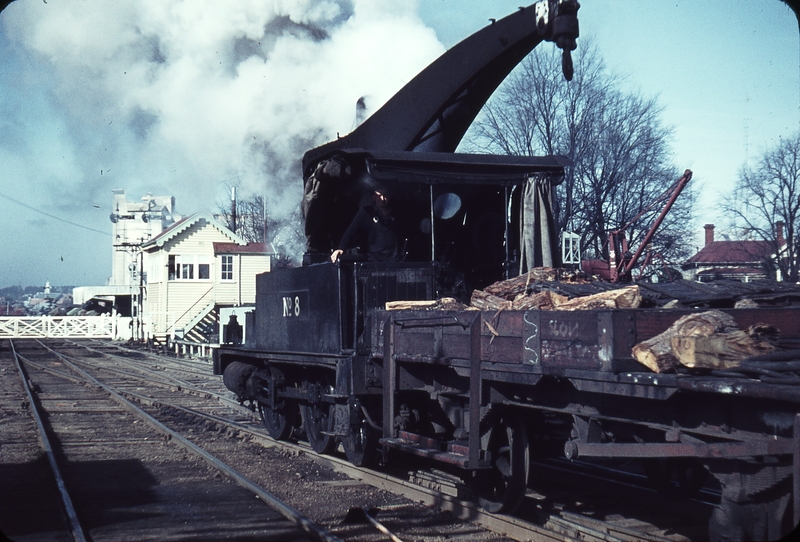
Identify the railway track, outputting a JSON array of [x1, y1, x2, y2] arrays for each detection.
[[2, 340, 335, 542], [2, 339, 715, 541], [89, 339, 718, 540]]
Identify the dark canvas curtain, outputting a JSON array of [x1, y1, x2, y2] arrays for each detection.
[[519, 175, 559, 273]]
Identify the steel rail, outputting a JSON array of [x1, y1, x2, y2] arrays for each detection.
[[39, 340, 682, 542], [127, 388, 670, 542], [38, 340, 243, 410], [31, 345, 586, 542], [312, 452, 661, 542], [15, 356, 256, 436], [24, 341, 343, 542], [46, 368, 568, 540], [76, 339, 213, 376], [8, 340, 88, 542], [114, 388, 263, 434], [46, 343, 214, 390]]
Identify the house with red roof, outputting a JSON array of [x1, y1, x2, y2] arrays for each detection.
[[681, 224, 784, 282], [142, 212, 274, 343]]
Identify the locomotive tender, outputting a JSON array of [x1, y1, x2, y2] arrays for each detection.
[[214, 2, 800, 539]]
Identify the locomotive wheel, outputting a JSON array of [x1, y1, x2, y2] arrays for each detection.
[[472, 414, 529, 514], [258, 401, 292, 440], [302, 379, 336, 454], [257, 367, 296, 441], [342, 402, 377, 467]]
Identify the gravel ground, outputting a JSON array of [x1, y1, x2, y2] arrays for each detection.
[[0, 350, 72, 541], [151, 403, 515, 541], [1, 342, 515, 542]]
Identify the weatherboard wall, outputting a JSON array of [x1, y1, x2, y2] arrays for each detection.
[[142, 218, 270, 339]]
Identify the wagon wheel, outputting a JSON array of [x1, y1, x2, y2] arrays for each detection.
[[342, 399, 377, 467], [301, 378, 336, 454], [472, 414, 529, 514], [257, 367, 297, 441], [643, 458, 708, 499]]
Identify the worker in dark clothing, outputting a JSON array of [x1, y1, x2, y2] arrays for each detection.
[[331, 188, 403, 263]]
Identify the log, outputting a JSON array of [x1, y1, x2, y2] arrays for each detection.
[[385, 297, 471, 311], [511, 290, 567, 310], [527, 267, 560, 282], [632, 336, 677, 373], [556, 285, 642, 311], [671, 324, 778, 369], [668, 310, 739, 336], [476, 284, 640, 312], [482, 273, 530, 300], [483, 267, 560, 299], [470, 290, 512, 311], [631, 310, 738, 373]]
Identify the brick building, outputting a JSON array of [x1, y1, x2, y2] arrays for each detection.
[[682, 223, 785, 282]]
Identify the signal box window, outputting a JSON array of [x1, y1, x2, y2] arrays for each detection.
[[221, 255, 234, 281], [180, 262, 194, 279], [168, 255, 210, 281]]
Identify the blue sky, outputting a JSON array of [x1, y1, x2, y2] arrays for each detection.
[[0, 0, 798, 287], [424, 1, 799, 239]]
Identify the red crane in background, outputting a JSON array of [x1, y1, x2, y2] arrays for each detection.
[[582, 169, 692, 282]]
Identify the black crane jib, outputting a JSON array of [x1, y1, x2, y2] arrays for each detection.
[[301, 0, 580, 179]]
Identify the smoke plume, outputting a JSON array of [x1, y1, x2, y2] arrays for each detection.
[[0, 0, 443, 280]]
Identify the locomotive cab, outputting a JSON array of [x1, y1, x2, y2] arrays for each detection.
[[242, 150, 568, 359], [302, 150, 568, 292]]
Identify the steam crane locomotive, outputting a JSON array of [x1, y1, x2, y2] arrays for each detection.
[[214, 2, 800, 539]]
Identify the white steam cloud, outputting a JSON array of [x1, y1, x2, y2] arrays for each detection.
[[1, 0, 444, 279]]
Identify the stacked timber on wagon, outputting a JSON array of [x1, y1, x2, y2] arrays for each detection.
[[385, 267, 800, 377], [470, 268, 641, 312]]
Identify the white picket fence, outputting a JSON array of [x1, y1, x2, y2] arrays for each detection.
[[0, 316, 116, 339]]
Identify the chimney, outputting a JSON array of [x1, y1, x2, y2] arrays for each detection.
[[776, 221, 785, 246], [704, 224, 715, 246]]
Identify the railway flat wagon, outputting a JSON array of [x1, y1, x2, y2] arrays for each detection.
[[216, 261, 800, 539], [372, 305, 800, 537]]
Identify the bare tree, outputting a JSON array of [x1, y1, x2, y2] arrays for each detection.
[[217, 192, 269, 243], [216, 190, 302, 267], [466, 41, 694, 273], [721, 131, 800, 281]]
